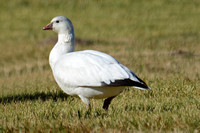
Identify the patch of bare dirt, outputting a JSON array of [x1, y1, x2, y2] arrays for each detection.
[[170, 49, 196, 58]]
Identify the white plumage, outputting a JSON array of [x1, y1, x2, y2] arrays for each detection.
[[43, 16, 150, 111]]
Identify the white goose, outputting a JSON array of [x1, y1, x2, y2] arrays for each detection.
[[43, 16, 150, 111]]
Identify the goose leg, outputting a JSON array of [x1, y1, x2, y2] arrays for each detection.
[[103, 96, 116, 111], [79, 95, 91, 111]]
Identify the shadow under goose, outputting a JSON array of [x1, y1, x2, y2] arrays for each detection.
[[0, 91, 69, 104]]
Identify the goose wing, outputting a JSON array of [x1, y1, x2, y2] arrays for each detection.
[[53, 50, 149, 90]]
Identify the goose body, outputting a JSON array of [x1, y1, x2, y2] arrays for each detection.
[[43, 16, 150, 111]]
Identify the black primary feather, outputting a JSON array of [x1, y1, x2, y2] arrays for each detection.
[[101, 78, 149, 89]]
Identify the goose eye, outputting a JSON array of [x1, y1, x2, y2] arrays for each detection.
[[56, 20, 59, 23]]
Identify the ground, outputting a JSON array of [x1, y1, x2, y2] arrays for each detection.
[[0, 0, 200, 132]]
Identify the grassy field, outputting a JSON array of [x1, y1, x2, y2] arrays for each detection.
[[0, 0, 200, 132]]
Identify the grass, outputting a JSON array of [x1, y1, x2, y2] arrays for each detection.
[[0, 0, 200, 132]]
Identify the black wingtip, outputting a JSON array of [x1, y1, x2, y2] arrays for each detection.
[[101, 78, 150, 90], [135, 77, 151, 90]]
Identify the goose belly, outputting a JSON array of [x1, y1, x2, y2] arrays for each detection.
[[72, 86, 125, 99]]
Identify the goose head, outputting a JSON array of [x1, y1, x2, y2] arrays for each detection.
[[43, 16, 74, 34]]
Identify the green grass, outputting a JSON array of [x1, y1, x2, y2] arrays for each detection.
[[0, 0, 200, 132]]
